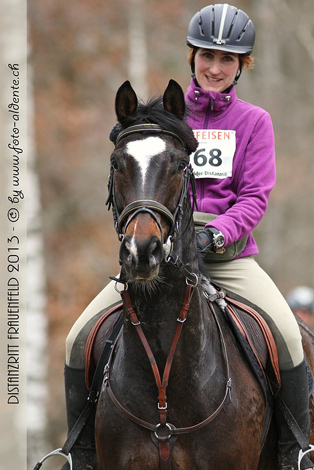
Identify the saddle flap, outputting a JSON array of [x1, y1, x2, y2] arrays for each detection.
[[225, 296, 281, 396], [85, 303, 123, 389]]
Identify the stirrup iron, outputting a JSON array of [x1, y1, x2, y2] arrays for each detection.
[[33, 448, 72, 470], [298, 445, 314, 470]]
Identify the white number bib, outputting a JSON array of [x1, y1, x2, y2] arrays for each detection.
[[190, 129, 236, 179]]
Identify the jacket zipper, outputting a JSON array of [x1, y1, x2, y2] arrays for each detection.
[[199, 97, 214, 208], [204, 98, 214, 130]]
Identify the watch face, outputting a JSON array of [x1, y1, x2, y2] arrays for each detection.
[[213, 233, 225, 249]]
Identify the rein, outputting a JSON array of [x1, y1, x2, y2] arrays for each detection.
[[105, 283, 232, 469]]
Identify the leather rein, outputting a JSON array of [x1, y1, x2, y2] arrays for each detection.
[[105, 123, 232, 469]]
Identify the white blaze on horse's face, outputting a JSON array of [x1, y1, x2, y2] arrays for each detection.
[[126, 137, 166, 189]]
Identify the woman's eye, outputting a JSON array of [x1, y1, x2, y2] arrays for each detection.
[[223, 55, 234, 62]]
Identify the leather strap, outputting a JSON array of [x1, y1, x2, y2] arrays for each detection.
[[105, 295, 232, 437], [121, 284, 193, 423], [115, 123, 186, 148], [118, 200, 175, 235], [277, 396, 311, 452]]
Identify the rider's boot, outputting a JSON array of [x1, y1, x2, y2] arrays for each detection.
[[61, 364, 97, 470], [275, 359, 314, 470]]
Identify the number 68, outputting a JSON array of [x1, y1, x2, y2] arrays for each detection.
[[193, 148, 222, 167]]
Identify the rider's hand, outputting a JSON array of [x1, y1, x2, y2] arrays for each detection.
[[196, 227, 225, 253]]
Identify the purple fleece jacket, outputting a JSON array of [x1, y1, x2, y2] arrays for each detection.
[[186, 78, 276, 258]]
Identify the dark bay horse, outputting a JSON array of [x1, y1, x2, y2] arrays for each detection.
[[94, 79, 314, 470]]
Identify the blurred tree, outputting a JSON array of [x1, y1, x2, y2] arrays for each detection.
[[1, 1, 28, 469], [27, 65, 49, 466], [128, 0, 148, 98]]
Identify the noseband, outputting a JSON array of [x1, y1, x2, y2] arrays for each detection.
[[106, 124, 197, 246]]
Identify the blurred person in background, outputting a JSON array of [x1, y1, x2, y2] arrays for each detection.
[[287, 286, 314, 331]]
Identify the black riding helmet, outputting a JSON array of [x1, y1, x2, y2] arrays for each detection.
[[187, 4, 255, 80]]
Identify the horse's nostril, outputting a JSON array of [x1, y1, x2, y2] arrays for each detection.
[[149, 254, 157, 268], [149, 240, 162, 267], [119, 237, 135, 267], [150, 240, 157, 254]]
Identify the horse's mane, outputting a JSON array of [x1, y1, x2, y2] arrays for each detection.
[[110, 96, 198, 155]]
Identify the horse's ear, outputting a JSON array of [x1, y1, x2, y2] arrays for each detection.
[[163, 79, 185, 120], [115, 81, 138, 123]]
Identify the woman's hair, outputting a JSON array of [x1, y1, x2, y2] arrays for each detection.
[[188, 47, 255, 72], [239, 55, 254, 70]]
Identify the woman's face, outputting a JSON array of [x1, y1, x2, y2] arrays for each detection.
[[194, 48, 240, 93]]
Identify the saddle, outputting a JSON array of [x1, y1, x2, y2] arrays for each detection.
[[84, 291, 281, 400], [223, 294, 280, 400]]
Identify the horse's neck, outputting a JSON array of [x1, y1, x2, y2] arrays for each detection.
[[124, 264, 211, 371]]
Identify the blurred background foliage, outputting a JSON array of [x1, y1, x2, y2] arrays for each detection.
[[27, 0, 314, 458]]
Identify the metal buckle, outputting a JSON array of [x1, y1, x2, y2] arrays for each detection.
[[158, 402, 167, 410], [33, 448, 72, 470]]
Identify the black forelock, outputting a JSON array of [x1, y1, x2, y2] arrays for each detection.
[[110, 96, 198, 155]]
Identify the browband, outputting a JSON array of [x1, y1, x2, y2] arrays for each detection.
[[115, 123, 186, 148]]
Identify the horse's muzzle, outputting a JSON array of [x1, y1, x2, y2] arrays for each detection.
[[119, 235, 163, 281]]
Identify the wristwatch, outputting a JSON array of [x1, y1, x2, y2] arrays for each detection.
[[212, 230, 225, 252]]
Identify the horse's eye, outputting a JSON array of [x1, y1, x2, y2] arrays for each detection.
[[178, 161, 188, 172], [111, 158, 119, 171]]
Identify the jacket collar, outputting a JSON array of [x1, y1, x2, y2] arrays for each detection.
[[185, 77, 236, 115]]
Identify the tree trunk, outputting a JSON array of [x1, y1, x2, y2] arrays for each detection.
[[128, 0, 148, 100]]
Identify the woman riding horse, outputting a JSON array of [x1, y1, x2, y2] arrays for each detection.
[[61, 5, 314, 470]]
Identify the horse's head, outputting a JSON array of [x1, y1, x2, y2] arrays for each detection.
[[107, 80, 198, 282]]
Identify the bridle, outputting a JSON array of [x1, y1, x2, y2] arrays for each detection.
[[106, 123, 199, 285], [106, 123, 197, 247]]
